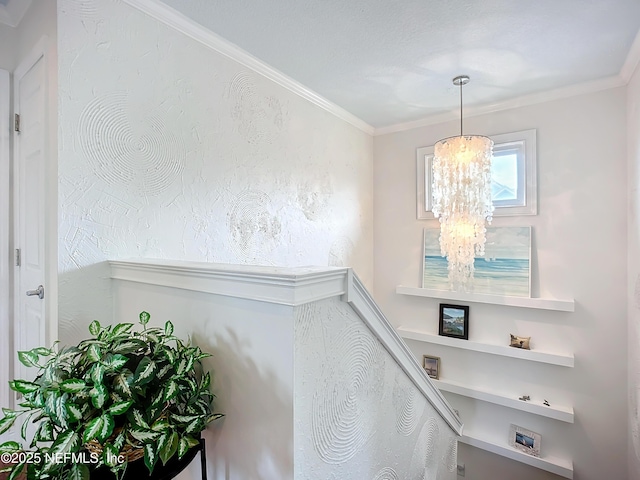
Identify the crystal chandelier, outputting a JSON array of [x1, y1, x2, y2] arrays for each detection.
[[432, 75, 494, 289]]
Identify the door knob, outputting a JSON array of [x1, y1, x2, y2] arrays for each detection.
[[26, 285, 44, 299]]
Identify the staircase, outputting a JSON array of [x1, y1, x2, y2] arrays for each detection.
[[109, 260, 462, 480]]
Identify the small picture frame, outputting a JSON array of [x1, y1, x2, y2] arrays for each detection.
[[509, 424, 541, 457], [422, 355, 440, 379], [439, 304, 469, 340]]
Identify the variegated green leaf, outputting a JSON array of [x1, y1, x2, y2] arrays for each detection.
[[171, 414, 199, 424], [160, 431, 178, 465], [0, 441, 20, 453], [163, 348, 176, 364], [178, 436, 200, 459], [130, 408, 150, 430], [129, 429, 159, 443], [36, 419, 54, 441], [68, 463, 89, 480], [112, 340, 147, 354], [185, 355, 195, 374], [144, 443, 158, 473], [49, 430, 79, 456], [108, 400, 133, 416], [113, 371, 134, 397], [185, 418, 201, 434], [0, 416, 16, 435], [156, 364, 172, 380], [175, 358, 188, 376], [87, 344, 102, 363], [44, 394, 58, 421], [90, 363, 105, 384], [110, 392, 124, 403], [83, 416, 104, 443], [113, 430, 126, 450], [200, 372, 211, 390], [20, 413, 31, 440], [151, 419, 170, 432], [57, 346, 82, 364], [17, 350, 39, 368], [89, 320, 101, 336], [163, 381, 179, 403], [145, 332, 161, 344], [9, 380, 38, 394], [60, 378, 86, 393], [150, 389, 165, 408], [1, 408, 16, 418], [182, 377, 197, 392], [90, 384, 108, 409], [67, 404, 83, 423], [164, 321, 174, 337], [139, 311, 150, 325], [97, 413, 115, 443], [111, 323, 133, 337], [7, 462, 25, 480], [206, 413, 224, 424], [156, 432, 170, 453], [134, 358, 156, 385], [103, 354, 128, 371], [33, 347, 52, 356]]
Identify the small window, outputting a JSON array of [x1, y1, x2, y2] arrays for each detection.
[[416, 129, 537, 219]]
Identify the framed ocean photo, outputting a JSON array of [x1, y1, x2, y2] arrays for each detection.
[[422, 226, 532, 297]]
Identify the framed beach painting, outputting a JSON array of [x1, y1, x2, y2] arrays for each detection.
[[423, 226, 532, 297]]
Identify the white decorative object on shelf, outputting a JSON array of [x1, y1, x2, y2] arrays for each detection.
[[397, 327, 574, 367], [396, 285, 574, 312], [432, 378, 574, 423], [459, 434, 573, 479]]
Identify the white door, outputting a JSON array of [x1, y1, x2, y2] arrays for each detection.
[[0, 69, 10, 408], [13, 50, 47, 387]]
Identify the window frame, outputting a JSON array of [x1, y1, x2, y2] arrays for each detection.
[[416, 128, 537, 219]]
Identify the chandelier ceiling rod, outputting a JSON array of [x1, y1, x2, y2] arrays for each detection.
[[453, 75, 470, 136]]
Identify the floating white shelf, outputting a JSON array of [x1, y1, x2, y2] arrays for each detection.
[[432, 378, 574, 423], [398, 327, 574, 367], [396, 286, 575, 312], [459, 433, 573, 479]]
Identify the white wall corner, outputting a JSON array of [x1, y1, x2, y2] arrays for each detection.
[[621, 28, 640, 84], [0, 0, 32, 28]]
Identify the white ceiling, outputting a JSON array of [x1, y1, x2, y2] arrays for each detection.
[[160, 0, 640, 129], [3, 0, 639, 129]]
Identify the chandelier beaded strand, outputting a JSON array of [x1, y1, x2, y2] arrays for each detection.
[[431, 75, 494, 290]]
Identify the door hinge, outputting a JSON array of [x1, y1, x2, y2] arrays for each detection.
[[14, 113, 20, 133], [15, 248, 21, 266]]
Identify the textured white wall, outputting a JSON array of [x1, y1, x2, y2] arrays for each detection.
[[57, 0, 373, 344], [374, 88, 627, 479], [294, 297, 457, 480], [628, 61, 640, 480]]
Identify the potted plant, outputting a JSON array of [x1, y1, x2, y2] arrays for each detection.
[[0, 311, 222, 480]]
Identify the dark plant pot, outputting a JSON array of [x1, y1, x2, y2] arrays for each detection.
[[89, 444, 202, 480]]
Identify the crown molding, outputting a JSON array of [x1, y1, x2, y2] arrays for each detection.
[[121, 0, 375, 135], [374, 74, 626, 136], [0, 0, 32, 27], [621, 29, 640, 83]]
